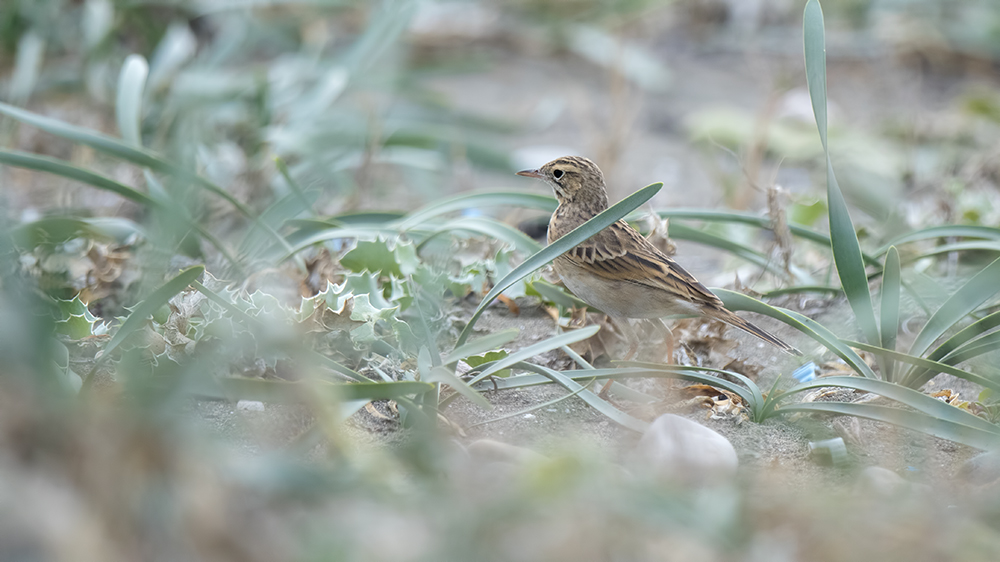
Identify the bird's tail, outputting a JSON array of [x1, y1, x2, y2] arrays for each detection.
[[706, 308, 803, 357]]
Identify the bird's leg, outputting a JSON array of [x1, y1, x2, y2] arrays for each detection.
[[657, 318, 675, 364], [600, 317, 639, 398]]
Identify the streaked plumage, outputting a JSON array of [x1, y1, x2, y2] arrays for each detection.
[[516, 156, 802, 359]]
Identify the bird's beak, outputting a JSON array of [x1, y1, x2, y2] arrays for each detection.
[[516, 168, 543, 179]]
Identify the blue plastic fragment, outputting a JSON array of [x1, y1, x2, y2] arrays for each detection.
[[792, 361, 818, 382]]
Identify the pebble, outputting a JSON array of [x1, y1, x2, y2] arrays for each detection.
[[958, 451, 1000, 485], [236, 400, 265, 412], [630, 414, 738, 482], [856, 466, 931, 497]]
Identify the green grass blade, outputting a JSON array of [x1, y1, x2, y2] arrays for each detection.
[[667, 223, 800, 281], [874, 225, 1000, 257], [398, 191, 557, 230], [466, 325, 601, 386], [775, 402, 1000, 450], [803, 0, 880, 348], [101, 266, 204, 361], [880, 246, 901, 381], [901, 311, 1000, 388], [116, 54, 148, 146], [0, 150, 159, 207], [845, 340, 1000, 393], [455, 182, 662, 346], [416, 217, 543, 256], [520, 363, 649, 432], [779, 375, 1000, 434], [654, 208, 881, 267], [10, 217, 145, 247], [443, 328, 520, 366], [612, 363, 763, 419], [713, 288, 878, 378], [0, 101, 287, 249], [907, 256, 1000, 360], [803, 0, 828, 152], [908, 241, 1000, 260], [466, 383, 591, 429]]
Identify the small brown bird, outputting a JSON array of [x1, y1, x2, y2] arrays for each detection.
[[516, 155, 802, 362]]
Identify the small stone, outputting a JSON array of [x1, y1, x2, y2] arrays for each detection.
[[236, 400, 265, 412], [856, 466, 930, 496], [959, 451, 1000, 485], [523, 414, 536, 420], [630, 414, 738, 482], [857, 466, 908, 496]]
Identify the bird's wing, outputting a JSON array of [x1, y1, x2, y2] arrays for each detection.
[[563, 220, 725, 309]]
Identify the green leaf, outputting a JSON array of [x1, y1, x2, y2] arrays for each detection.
[[518, 362, 648, 432], [341, 238, 418, 277], [443, 328, 519, 366], [879, 246, 901, 381], [804, 0, 880, 349], [116, 54, 149, 146], [455, 182, 662, 346], [846, 341, 1000, 394], [465, 325, 601, 386], [776, 402, 1000, 451], [94, 266, 204, 371], [0, 150, 159, 207], [418, 347, 492, 410], [397, 191, 557, 230], [416, 217, 543, 256], [777, 376, 1000, 434], [906, 256, 1000, 361], [874, 225, 1000, 257]]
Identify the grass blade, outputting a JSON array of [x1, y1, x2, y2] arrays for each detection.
[[99, 266, 204, 362], [466, 325, 601, 386], [397, 191, 557, 230], [846, 341, 1000, 393], [874, 225, 1000, 257], [116, 54, 148, 146], [0, 150, 158, 207], [907, 256, 1000, 360], [880, 246, 901, 381], [713, 288, 878, 378], [416, 217, 543, 256], [654, 208, 880, 267], [455, 182, 662, 346], [443, 328, 520, 366], [779, 375, 1000, 434], [520, 363, 649, 432], [776, 402, 1000, 450], [804, 0, 880, 348]]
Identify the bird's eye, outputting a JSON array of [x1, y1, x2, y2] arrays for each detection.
[[553, 169, 564, 179]]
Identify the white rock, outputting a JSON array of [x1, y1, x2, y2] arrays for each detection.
[[236, 400, 265, 412], [856, 466, 931, 497], [631, 414, 738, 482]]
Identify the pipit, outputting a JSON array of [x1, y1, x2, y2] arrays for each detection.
[[516, 155, 802, 363]]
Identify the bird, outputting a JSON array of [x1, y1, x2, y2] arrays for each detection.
[[516, 155, 802, 364]]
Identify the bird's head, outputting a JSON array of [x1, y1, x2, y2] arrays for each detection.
[[516, 156, 608, 207]]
